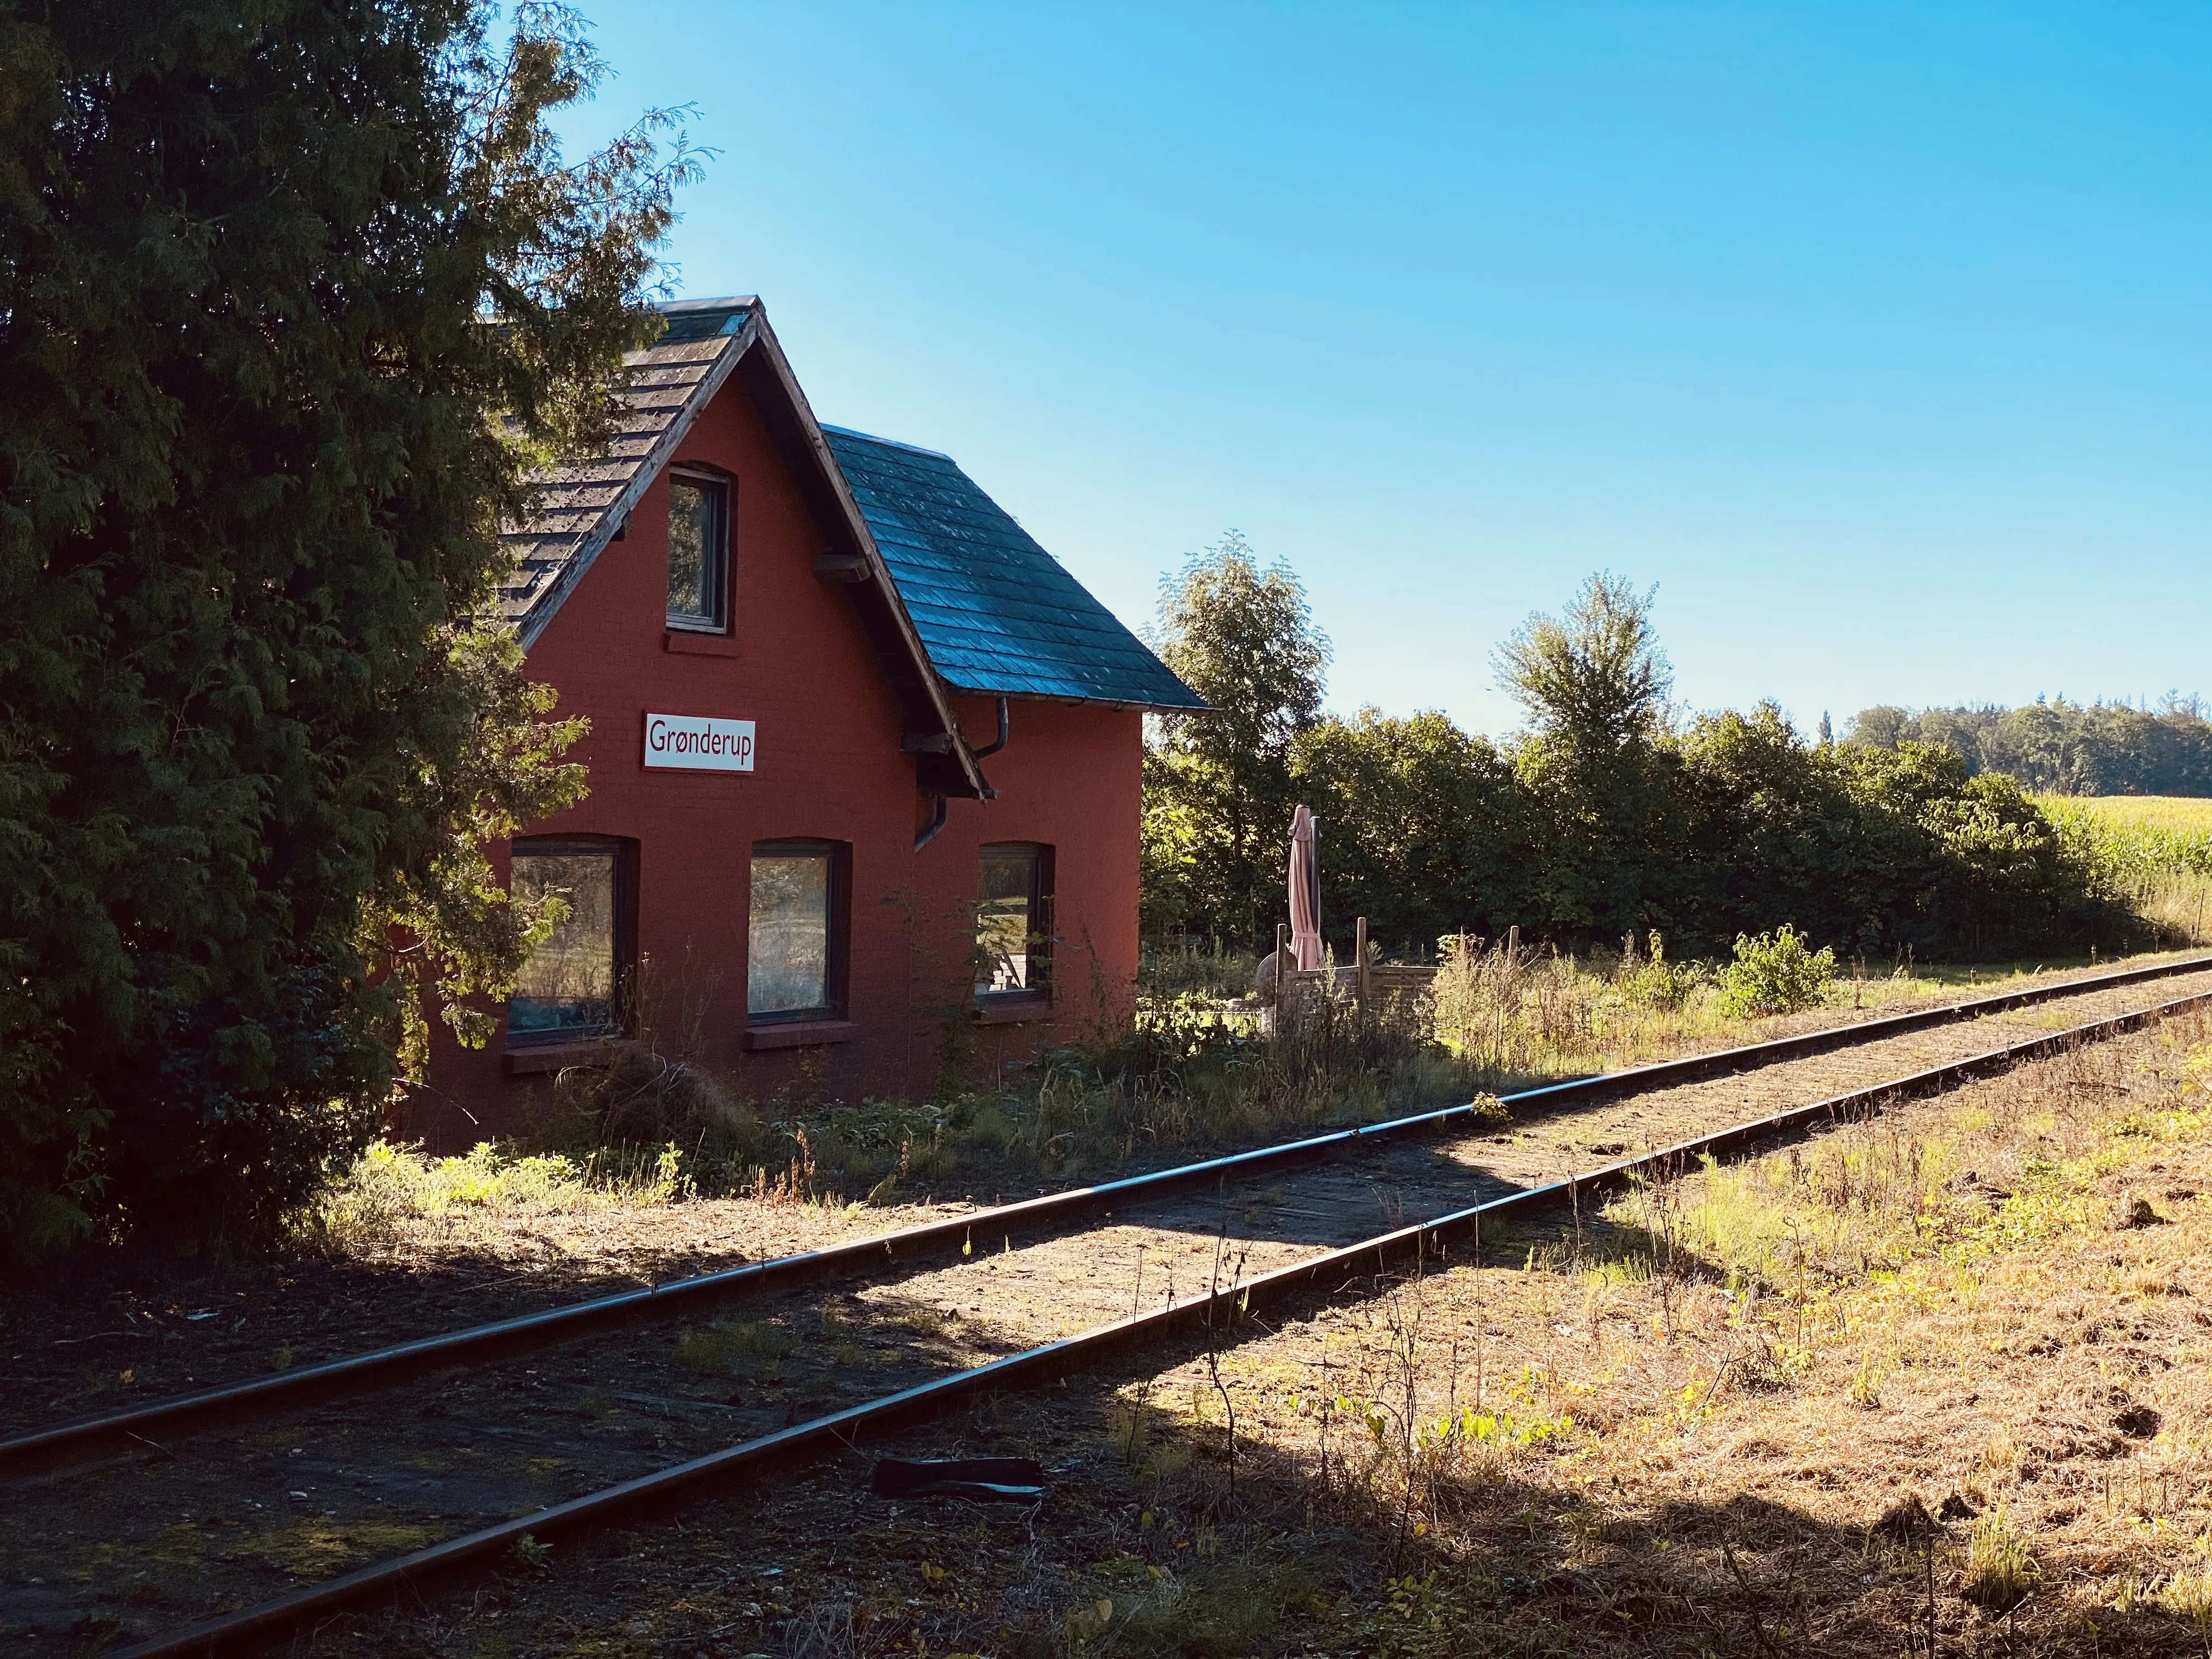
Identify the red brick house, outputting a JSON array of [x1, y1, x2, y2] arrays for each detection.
[[401, 297, 1201, 1146]]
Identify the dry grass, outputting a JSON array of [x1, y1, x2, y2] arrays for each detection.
[[1057, 985, 1483, 1161], [264, 1000, 2212, 1659], [1099, 1007, 2212, 1655], [296, 951, 2206, 1288], [1423, 929, 2147, 1086]]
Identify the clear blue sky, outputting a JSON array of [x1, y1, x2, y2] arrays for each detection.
[[556, 3, 2212, 741]]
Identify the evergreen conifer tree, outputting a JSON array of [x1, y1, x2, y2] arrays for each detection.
[[0, 0, 697, 1253]]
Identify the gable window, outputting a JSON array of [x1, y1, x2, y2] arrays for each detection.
[[975, 843, 1053, 999], [749, 840, 849, 1021], [666, 469, 731, 631], [507, 837, 636, 1043]]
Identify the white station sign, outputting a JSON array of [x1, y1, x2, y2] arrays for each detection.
[[643, 711, 755, 773]]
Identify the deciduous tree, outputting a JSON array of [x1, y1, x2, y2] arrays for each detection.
[[1142, 534, 1330, 946], [1289, 708, 1530, 955], [1495, 572, 1675, 936], [1847, 696, 2212, 797]]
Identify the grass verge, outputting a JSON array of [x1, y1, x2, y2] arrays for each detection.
[[1058, 1006, 2212, 1655]]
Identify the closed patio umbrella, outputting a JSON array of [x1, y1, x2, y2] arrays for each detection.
[[1288, 804, 1322, 972]]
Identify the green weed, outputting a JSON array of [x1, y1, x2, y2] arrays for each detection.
[[299, 1139, 683, 1254], [674, 1318, 795, 1377], [1717, 925, 1836, 1017], [1962, 1508, 2037, 1611], [2157, 1556, 2212, 1641], [1364, 1568, 1492, 1659], [257, 1519, 448, 1578], [1615, 930, 1706, 1012]]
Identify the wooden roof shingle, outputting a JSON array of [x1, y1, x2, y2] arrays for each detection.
[[496, 299, 756, 641]]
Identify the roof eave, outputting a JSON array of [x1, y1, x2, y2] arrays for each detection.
[[941, 684, 1213, 715], [741, 323, 991, 800]]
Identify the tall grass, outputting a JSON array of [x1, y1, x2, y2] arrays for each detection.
[[2040, 794, 2212, 945], [309, 929, 2186, 1248], [297, 1139, 686, 1256], [1425, 931, 1936, 1084], [1138, 936, 1261, 1001], [380, 979, 1486, 1218], [1081, 985, 1487, 1154]]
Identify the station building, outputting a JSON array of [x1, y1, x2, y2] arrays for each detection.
[[403, 296, 1203, 1147]]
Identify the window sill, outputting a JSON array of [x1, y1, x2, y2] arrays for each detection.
[[743, 1019, 859, 1051], [972, 996, 1052, 1026], [664, 629, 741, 657], [504, 1040, 616, 1076]]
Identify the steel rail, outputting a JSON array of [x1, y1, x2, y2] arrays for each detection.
[[110, 977, 2212, 1659], [13, 952, 2209, 1481]]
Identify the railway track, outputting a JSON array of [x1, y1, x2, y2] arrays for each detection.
[[5, 955, 2211, 1656], [8, 951, 2206, 1477]]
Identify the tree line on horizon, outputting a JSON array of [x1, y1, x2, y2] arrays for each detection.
[[1846, 698, 2212, 798], [1142, 540, 2139, 967]]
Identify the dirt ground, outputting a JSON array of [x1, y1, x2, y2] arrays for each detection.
[[279, 1002, 2212, 1658], [5, 952, 2202, 1440], [5, 956, 2212, 1654]]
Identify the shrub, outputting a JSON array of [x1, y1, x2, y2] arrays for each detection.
[[0, 4, 695, 1257], [1717, 926, 1835, 1017], [549, 1039, 755, 1162], [1615, 932, 1703, 1012]]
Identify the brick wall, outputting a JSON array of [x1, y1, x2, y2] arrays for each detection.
[[399, 375, 1141, 1149]]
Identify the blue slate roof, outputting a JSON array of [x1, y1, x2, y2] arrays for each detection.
[[821, 426, 1206, 712]]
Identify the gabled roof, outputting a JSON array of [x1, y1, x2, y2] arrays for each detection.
[[822, 427, 1206, 712], [497, 298, 759, 637], [495, 296, 1203, 795]]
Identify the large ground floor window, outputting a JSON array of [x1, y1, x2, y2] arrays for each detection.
[[750, 840, 849, 1021], [976, 842, 1053, 998], [507, 837, 635, 1043]]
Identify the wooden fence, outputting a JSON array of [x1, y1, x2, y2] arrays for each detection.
[[1271, 916, 1440, 1020]]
